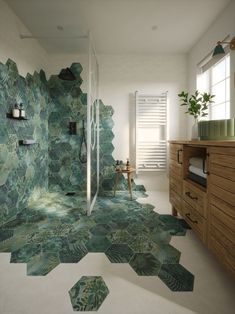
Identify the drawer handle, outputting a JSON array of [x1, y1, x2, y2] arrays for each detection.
[[185, 191, 198, 200], [185, 213, 198, 224], [202, 159, 209, 175], [177, 149, 183, 164]]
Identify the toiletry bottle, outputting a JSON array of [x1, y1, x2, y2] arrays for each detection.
[[19, 103, 25, 118], [126, 158, 130, 171], [115, 160, 120, 171], [12, 104, 20, 118]]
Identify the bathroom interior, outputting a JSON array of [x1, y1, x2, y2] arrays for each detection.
[[0, 0, 235, 314]]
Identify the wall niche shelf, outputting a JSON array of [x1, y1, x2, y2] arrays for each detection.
[[6, 113, 28, 120], [19, 140, 37, 146]]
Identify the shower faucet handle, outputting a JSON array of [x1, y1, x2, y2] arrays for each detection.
[[69, 122, 77, 135]]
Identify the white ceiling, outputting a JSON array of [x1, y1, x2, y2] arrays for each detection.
[[5, 0, 231, 54]]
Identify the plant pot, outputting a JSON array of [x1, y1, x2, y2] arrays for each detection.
[[191, 120, 199, 140]]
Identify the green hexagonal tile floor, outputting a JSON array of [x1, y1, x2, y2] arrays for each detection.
[[129, 252, 162, 276], [0, 189, 194, 306], [105, 243, 134, 263], [69, 276, 109, 311]]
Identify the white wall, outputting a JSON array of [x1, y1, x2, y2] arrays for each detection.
[[187, 0, 235, 138], [0, 0, 188, 169], [98, 54, 187, 164], [0, 0, 48, 76], [47, 53, 187, 165]]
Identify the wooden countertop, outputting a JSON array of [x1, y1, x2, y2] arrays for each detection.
[[168, 140, 235, 147]]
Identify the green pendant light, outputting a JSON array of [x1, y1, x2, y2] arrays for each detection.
[[212, 43, 226, 57], [212, 36, 235, 57]]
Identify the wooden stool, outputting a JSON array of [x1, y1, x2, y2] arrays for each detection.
[[113, 167, 135, 200]]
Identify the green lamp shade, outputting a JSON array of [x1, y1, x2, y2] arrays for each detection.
[[212, 44, 225, 57]]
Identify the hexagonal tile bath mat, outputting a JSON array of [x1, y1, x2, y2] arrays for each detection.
[[69, 276, 109, 311], [0, 190, 194, 293]]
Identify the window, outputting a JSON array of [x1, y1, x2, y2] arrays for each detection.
[[197, 53, 230, 120]]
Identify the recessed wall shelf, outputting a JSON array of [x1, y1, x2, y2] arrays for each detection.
[[19, 140, 37, 145], [6, 113, 28, 120]]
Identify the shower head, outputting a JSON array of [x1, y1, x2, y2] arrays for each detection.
[[58, 68, 76, 81]]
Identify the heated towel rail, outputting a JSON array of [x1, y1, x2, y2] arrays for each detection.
[[135, 91, 167, 174]]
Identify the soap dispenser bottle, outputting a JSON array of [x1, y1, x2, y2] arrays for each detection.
[[12, 104, 20, 118], [126, 158, 130, 171], [115, 160, 120, 171], [19, 103, 25, 118]]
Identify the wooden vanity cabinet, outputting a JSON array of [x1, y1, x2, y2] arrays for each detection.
[[169, 143, 183, 216], [207, 146, 235, 276], [169, 141, 235, 277]]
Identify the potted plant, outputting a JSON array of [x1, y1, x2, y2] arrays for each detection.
[[178, 90, 214, 139]]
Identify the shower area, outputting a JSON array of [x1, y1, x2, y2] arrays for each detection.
[[0, 32, 119, 226], [46, 33, 100, 216]]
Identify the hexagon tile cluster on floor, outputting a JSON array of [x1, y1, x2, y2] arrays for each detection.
[[69, 276, 109, 311], [0, 190, 194, 304]]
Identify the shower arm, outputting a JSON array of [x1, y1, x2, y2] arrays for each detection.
[[19, 34, 88, 39]]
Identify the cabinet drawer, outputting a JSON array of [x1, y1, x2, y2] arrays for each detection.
[[182, 200, 207, 243], [183, 180, 207, 218], [210, 184, 235, 207], [208, 235, 235, 278], [170, 189, 182, 214], [170, 144, 183, 155], [210, 203, 235, 234], [210, 151, 235, 169], [210, 174, 235, 194], [210, 222, 235, 256], [209, 212, 235, 244], [169, 161, 182, 178], [209, 147, 235, 156], [170, 144, 183, 164], [170, 176, 182, 196], [209, 163, 235, 181], [210, 194, 235, 220]]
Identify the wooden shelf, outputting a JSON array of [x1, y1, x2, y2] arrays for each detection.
[[184, 178, 207, 192]]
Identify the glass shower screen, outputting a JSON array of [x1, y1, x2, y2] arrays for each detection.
[[87, 35, 99, 215]]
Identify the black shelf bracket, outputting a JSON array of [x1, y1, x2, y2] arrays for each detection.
[[19, 140, 37, 146], [6, 113, 28, 120]]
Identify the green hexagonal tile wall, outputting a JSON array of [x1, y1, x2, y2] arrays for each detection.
[[0, 58, 141, 226], [0, 59, 49, 225]]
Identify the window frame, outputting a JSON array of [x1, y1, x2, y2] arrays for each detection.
[[197, 50, 230, 121]]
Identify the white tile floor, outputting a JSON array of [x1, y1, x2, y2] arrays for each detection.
[[0, 173, 235, 314]]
